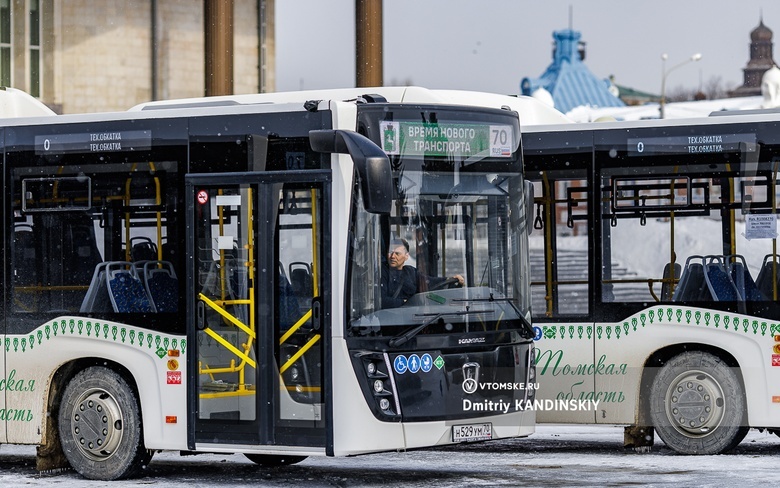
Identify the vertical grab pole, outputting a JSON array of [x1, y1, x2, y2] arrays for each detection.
[[124, 164, 138, 261], [240, 186, 256, 390], [542, 172, 554, 318], [310, 188, 320, 297], [217, 189, 227, 302], [150, 162, 163, 260]]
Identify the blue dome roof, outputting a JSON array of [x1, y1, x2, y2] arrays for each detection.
[[521, 29, 625, 114]]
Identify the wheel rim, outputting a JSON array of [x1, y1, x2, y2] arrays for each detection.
[[69, 387, 125, 462], [663, 369, 726, 438]]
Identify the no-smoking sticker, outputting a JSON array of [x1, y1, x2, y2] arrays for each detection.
[[196, 189, 209, 205]]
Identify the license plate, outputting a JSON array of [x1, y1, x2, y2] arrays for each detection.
[[452, 422, 492, 442]]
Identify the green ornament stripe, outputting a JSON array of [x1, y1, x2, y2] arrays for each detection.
[[5, 318, 186, 358], [540, 306, 780, 341]]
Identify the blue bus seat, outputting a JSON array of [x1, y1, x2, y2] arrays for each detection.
[[703, 256, 740, 301], [289, 261, 313, 314], [143, 261, 178, 313], [727, 254, 762, 301], [278, 268, 300, 330], [756, 254, 780, 300], [660, 262, 681, 301], [106, 261, 155, 313], [130, 236, 158, 262], [672, 256, 712, 301]]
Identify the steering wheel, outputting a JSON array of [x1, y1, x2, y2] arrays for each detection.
[[429, 277, 461, 291]]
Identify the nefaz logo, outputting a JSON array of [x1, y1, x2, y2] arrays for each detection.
[[459, 337, 486, 345], [461, 362, 480, 394], [167, 371, 182, 385], [772, 354, 780, 367]]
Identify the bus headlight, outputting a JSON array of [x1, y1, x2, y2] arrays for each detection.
[[357, 352, 400, 418]]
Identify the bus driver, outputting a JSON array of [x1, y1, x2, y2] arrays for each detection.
[[381, 238, 464, 308]]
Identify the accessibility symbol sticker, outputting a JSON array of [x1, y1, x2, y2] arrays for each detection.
[[408, 354, 421, 374], [533, 326, 543, 341], [393, 355, 408, 374], [421, 353, 433, 373]]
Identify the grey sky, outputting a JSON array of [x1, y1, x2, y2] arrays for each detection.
[[275, 1, 780, 96]]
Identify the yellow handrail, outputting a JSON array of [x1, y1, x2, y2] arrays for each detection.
[[279, 309, 313, 345], [280, 334, 321, 374]]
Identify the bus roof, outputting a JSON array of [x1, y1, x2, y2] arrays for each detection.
[[0, 87, 56, 118], [0, 86, 573, 129], [128, 86, 572, 127], [522, 106, 780, 134]]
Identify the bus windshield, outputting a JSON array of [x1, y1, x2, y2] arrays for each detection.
[[348, 105, 533, 341]]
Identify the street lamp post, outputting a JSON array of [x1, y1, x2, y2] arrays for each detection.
[[659, 52, 702, 119]]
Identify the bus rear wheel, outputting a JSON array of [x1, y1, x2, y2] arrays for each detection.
[[244, 453, 307, 466], [649, 351, 748, 454], [58, 366, 152, 480]]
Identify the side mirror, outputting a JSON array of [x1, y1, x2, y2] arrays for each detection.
[[310, 129, 392, 214]]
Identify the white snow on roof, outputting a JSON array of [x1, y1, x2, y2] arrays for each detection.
[[566, 95, 764, 122]]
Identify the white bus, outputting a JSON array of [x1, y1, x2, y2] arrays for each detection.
[[0, 86, 548, 479], [523, 109, 780, 455]]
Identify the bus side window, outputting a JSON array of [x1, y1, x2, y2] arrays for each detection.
[[12, 211, 102, 314]]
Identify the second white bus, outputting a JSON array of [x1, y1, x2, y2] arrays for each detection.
[[523, 109, 780, 454]]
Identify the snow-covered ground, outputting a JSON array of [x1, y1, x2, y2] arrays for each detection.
[[1, 425, 777, 486]]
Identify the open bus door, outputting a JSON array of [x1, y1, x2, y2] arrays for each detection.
[[185, 172, 331, 457]]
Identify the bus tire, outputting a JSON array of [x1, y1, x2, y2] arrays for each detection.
[[244, 453, 307, 466], [649, 351, 748, 454], [58, 366, 152, 480]]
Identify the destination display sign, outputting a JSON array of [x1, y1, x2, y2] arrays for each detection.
[[626, 133, 756, 156], [35, 130, 152, 155], [380, 121, 514, 158]]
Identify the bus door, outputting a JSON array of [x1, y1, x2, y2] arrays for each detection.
[[185, 172, 330, 451]]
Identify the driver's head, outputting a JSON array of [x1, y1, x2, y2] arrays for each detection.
[[387, 238, 410, 270]]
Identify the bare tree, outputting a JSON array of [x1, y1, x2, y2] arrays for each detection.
[[666, 86, 697, 102], [667, 76, 737, 102]]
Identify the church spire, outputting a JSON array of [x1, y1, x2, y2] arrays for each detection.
[[731, 16, 776, 97]]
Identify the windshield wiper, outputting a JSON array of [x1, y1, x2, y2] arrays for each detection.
[[388, 309, 491, 348], [452, 295, 535, 338]]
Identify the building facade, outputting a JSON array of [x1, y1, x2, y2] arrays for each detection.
[[0, 0, 274, 114]]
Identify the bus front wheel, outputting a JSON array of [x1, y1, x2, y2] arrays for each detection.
[[58, 366, 152, 480], [244, 453, 307, 466], [649, 351, 748, 455]]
